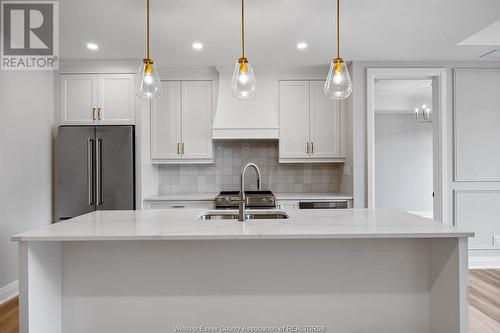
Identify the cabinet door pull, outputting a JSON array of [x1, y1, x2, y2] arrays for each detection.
[[87, 138, 94, 205], [177, 143, 180, 154], [182, 143, 185, 155], [306, 142, 310, 154], [97, 107, 102, 120], [95, 138, 103, 205], [92, 107, 96, 120], [311, 142, 314, 154]]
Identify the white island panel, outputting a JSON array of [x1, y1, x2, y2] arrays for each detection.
[[59, 239, 435, 333]]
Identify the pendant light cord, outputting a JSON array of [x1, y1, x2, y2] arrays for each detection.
[[336, 0, 340, 59], [147, 0, 150, 60], [241, 0, 245, 58]]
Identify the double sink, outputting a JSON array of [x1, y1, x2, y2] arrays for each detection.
[[199, 210, 289, 221]]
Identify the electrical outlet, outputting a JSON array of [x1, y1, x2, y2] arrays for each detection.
[[493, 235, 500, 247], [343, 165, 352, 176]]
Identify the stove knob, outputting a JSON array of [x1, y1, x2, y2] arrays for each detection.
[[262, 198, 267, 203]]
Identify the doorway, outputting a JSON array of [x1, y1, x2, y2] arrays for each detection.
[[374, 79, 433, 218], [366, 68, 448, 223]]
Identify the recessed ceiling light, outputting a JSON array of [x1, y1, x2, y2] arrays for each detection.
[[297, 42, 308, 50], [86, 42, 99, 50], [192, 42, 203, 50]]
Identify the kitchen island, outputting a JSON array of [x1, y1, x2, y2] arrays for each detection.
[[13, 209, 473, 333]]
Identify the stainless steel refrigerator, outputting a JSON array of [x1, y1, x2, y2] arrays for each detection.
[[57, 125, 135, 220]]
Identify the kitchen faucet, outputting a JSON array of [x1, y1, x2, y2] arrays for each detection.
[[238, 162, 262, 221]]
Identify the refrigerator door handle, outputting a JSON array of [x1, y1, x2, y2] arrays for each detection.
[[96, 138, 103, 205], [87, 138, 94, 205]]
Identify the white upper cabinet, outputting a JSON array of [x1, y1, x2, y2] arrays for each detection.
[[151, 80, 213, 164], [60, 74, 135, 125], [181, 81, 213, 160], [151, 81, 182, 160], [309, 81, 341, 158], [279, 80, 344, 163], [279, 81, 310, 160], [60, 74, 98, 125], [97, 74, 135, 125]]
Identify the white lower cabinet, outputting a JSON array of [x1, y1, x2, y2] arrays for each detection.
[[151, 80, 213, 164], [144, 201, 213, 210], [279, 80, 344, 163], [60, 73, 135, 125], [276, 200, 300, 210]]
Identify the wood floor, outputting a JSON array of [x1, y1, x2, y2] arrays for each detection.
[[0, 296, 18, 333], [470, 269, 500, 333], [0, 270, 499, 333]]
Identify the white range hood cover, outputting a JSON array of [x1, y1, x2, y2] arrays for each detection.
[[212, 67, 279, 139]]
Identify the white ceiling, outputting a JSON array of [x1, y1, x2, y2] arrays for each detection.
[[459, 19, 500, 46], [60, 0, 500, 66], [374, 79, 432, 112]]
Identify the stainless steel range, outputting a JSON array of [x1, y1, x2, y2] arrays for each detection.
[[215, 191, 276, 209]]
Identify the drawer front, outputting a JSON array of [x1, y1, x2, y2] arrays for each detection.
[[276, 200, 300, 210], [144, 201, 213, 210]]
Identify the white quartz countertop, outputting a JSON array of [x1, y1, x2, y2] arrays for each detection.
[[12, 209, 473, 241], [143, 193, 353, 202]]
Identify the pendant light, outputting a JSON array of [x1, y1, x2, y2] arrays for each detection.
[[135, 0, 162, 101], [324, 0, 352, 100], [231, 0, 257, 100]]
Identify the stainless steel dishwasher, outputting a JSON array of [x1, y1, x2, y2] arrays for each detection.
[[298, 201, 349, 209]]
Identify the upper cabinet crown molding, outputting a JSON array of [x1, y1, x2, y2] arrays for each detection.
[[273, 66, 330, 80], [59, 73, 135, 125], [156, 67, 219, 81], [279, 80, 345, 163]]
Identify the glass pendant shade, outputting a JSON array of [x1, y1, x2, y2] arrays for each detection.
[[135, 60, 162, 101], [324, 59, 352, 100], [231, 58, 257, 100]]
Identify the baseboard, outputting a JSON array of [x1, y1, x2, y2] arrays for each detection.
[[469, 256, 500, 269], [0, 280, 18, 305]]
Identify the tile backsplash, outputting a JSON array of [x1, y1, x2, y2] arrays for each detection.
[[158, 140, 342, 194]]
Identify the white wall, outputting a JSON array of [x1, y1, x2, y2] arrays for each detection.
[[349, 61, 500, 265], [375, 113, 433, 211], [0, 71, 54, 290]]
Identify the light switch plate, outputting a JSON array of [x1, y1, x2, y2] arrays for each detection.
[[343, 165, 351, 176]]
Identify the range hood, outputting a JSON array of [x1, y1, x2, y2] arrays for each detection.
[[212, 67, 279, 139]]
